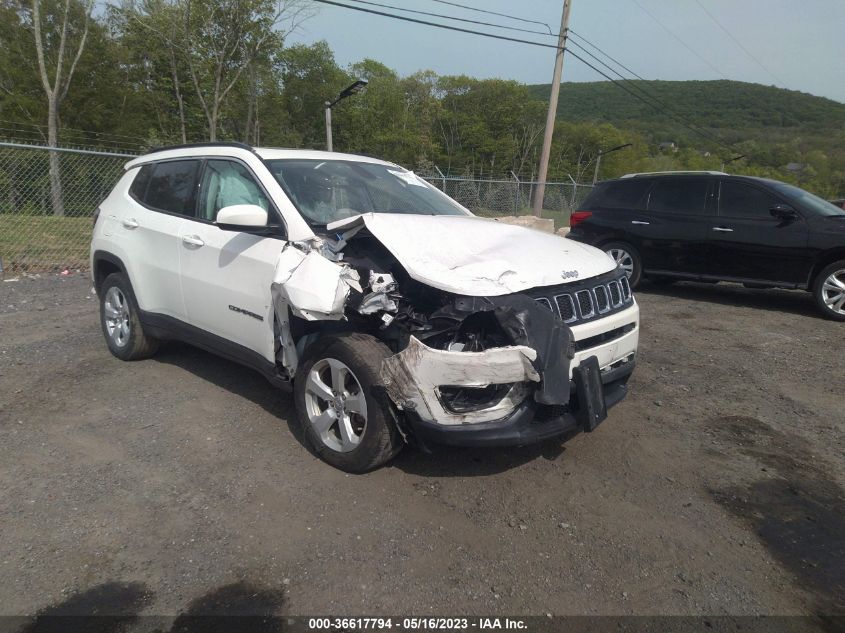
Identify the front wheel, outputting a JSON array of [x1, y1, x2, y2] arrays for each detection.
[[603, 241, 642, 288], [294, 333, 404, 472], [812, 261, 845, 321]]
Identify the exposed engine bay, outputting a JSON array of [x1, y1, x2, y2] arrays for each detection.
[[271, 223, 576, 426]]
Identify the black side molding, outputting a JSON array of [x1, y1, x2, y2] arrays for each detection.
[[138, 309, 291, 391]]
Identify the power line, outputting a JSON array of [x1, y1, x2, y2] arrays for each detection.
[[343, 0, 557, 38], [568, 30, 648, 82], [311, 0, 563, 50], [628, 0, 727, 79], [311, 0, 734, 151], [690, 0, 783, 85], [425, 0, 555, 35], [0, 119, 147, 145]]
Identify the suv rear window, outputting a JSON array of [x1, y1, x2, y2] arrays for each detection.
[[137, 160, 200, 216], [129, 165, 153, 201], [583, 179, 650, 209], [647, 178, 709, 214]]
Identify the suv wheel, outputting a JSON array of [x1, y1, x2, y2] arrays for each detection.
[[99, 272, 160, 360], [294, 333, 403, 472], [604, 241, 642, 288], [812, 261, 845, 321]]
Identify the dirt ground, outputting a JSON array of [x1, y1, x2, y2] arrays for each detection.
[[1, 273, 843, 622]]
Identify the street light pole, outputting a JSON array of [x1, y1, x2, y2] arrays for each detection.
[[325, 102, 333, 152], [532, 0, 572, 217], [593, 143, 632, 184], [324, 79, 368, 152]]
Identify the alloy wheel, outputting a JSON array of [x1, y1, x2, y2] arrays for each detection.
[[104, 287, 131, 348], [303, 358, 368, 453], [821, 268, 845, 315], [607, 248, 634, 278]]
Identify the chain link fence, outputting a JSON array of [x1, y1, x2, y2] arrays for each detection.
[[0, 142, 136, 273], [420, 174, 592, 230], [0, 142, 593, 273]]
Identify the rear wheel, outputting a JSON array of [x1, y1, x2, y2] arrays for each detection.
[[294, 333, 403, 472], [99, 272, 159, 360], [604, 241, 642, 288], [812, 261, 845, 321]]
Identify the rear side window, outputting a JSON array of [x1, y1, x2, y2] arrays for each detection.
[[587, 179, 650, 209], [129, 165, 153, 201], [141, 160, 200, 216], [719, 181, 782, 219], [647, 178, 709, 214]]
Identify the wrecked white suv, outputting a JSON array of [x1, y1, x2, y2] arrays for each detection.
[[91, 143, 639, 471]]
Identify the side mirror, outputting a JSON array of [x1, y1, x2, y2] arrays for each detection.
[[216, 204, 268, 231], [770, 204, 798, 221]]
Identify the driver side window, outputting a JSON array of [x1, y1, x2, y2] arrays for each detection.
[[198, 160, 269, 222]]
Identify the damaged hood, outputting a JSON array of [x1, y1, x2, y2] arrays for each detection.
[[328, 213, 616, 296]]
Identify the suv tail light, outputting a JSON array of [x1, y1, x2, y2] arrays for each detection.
[[92, 207, 101, 229], [569, 211, 592, 228]]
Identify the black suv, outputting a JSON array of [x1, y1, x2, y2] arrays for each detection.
[[566, 171, 845, 320]]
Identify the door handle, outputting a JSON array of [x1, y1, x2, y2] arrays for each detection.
[[631, 220, 650, 225], [181, 235, 205, 248], [712, 227, 734, 232], [122, 218, 139, 229]]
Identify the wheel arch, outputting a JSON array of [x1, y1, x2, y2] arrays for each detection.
[[593, 233, 634, 250], [808, 248, 845, 287], [92, 251, 129, 295]]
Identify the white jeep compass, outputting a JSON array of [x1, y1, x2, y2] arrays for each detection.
[[90, 143, 639, 471]]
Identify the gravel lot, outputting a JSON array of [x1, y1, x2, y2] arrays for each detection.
[[1, 273, 843, 622]]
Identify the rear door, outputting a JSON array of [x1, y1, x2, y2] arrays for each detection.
[[120, 159, 201, 321], [178, 158, 287, 362], [575, 178, 652, 245], [709, 179, 811, 284], [638, 177, 714, 274]]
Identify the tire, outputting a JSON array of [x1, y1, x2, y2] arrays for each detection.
[[811, 260, 845, 321], [294, 333, 403, 472], [99, 272, 160, 360], [603, 241, 642, 288]]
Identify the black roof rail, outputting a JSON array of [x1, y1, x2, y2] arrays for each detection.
[[147, 141, 255, 154]]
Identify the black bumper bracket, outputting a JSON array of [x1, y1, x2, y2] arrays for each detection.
[[573, 355, 607, 432]]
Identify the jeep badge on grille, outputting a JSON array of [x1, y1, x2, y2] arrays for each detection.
[[561, 270, 579, 280]]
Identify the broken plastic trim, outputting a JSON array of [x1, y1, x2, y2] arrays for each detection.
[[271, 241, 363, 376], [418, 293, 575, 407], [380, 336, 539, 426]]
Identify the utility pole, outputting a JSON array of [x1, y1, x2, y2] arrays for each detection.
[[532, 0, 572, 217]]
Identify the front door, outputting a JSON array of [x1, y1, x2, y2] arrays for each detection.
[[178, 159, 286, 363], [709, 180, 811, 285]]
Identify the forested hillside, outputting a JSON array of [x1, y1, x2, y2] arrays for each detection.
[[528, 80, 845, 196], [528, 80, 845, 135], [1, 0, 843, 197]]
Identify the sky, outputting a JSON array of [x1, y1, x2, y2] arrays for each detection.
[[286, 0, 845, 104]]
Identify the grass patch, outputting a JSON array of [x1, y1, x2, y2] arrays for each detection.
[[0, 215, 92, 272]]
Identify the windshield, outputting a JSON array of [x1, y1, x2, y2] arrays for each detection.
[[770, 182, 845, 217], [266, 159, 469, 225]]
